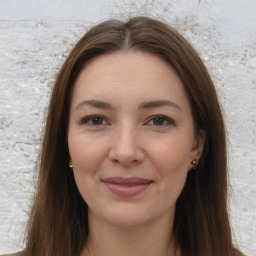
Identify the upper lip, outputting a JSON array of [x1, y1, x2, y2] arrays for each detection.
[[102, 177, 152, 185]]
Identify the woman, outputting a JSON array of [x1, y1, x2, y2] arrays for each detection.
[[3, 16, 243, 256]]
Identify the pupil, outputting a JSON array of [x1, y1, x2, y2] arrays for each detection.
[[153, 117, 164, 125], [92, 117, 102, 125]]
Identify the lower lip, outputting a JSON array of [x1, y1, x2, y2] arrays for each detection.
[[104, 182, 152, 197]]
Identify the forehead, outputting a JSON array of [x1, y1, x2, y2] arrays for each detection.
[[71, 51, 191, 111]]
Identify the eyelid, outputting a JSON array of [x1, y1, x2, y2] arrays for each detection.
[[145, 115, 174, 126], [78, 114, 174, 127], [79, 115, 109, 126]]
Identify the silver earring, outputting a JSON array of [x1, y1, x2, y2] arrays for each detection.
[[69, 163, 73, 169]]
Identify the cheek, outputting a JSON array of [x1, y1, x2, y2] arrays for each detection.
[[150, 139, 190, 206], [68, 135, 106, 173], [68, 137, 103, 204], [149, 136, 192, 174], [148, 136, 191, 199]]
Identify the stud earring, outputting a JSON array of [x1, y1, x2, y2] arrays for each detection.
[[191, 159, 198, 165], [190, 159, 198, 171], [69, 163, 73, 169]]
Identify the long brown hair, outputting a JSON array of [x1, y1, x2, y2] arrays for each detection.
[[23, 16, 242, 256]]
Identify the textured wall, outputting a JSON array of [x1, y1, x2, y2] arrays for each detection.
[[0, 0, 255, 255]]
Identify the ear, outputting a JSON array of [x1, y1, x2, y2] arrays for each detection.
[[68, 152, 73, 167], [189, 129, 206, 170]]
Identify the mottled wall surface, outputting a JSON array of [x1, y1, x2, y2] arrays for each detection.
[[0, 0, 255, 255]]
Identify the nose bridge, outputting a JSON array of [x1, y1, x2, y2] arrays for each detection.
[[109, 120, 144, 165], [117, 122, 136, 149]]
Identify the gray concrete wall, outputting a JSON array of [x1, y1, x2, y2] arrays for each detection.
[[0, 0, 255, 255]]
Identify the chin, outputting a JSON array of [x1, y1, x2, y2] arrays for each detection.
[[92, 203, 166, 228], [106, 215, 152, 228]]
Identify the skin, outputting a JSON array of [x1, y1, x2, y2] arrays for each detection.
[[68, 52, 205, 256]]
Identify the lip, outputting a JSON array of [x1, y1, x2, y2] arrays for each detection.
[[102, 177, 153, 197]]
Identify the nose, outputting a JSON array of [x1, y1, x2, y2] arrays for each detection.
[[108, 124, 145, 166]]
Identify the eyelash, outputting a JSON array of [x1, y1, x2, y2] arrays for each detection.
[[80, 115, 109, 126], [146, 115, 174, 127], [79, 115, 174, 127]]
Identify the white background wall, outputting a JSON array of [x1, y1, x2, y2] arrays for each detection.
[[0, 0, 255, 255]]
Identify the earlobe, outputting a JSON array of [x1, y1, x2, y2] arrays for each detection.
[[68, 153, 73, 169], [191, 159, 198, 165]]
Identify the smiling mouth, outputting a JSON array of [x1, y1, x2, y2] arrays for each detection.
[[102, 177, 153, 197]]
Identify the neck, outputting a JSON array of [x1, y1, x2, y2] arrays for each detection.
[[82, 211, 180, 256]]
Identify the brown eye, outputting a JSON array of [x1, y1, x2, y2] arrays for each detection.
[[81, 115, 108, 126], [148, 115, 173, 126], [90, 117, 104, 125], [153, 117, 166, 125]]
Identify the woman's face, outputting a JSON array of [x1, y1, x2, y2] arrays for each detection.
[[68, 52, 205, 227]]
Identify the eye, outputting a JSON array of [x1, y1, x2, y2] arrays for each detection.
[[80, 115, 108, 126], [147, 115, 173, 126]]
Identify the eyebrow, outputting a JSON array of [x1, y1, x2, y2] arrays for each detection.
[[75, 99, 114, 111], [74, 99, 181, 111], [138, 100, 181, 111]]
